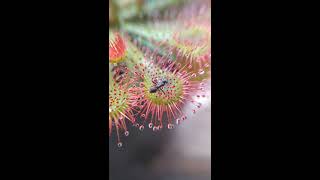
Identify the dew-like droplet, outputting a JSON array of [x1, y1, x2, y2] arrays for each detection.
[[153, 126, 157, 131], [139, 125, 144, 131], [124, 131, 129, 136], [198, 69, 205, 75], [148, 123, 153, 128], [117, 142, 122, 148], [192, 109, 196, 114], [176, 118, 181, 125], [168, 124, 175, 129]]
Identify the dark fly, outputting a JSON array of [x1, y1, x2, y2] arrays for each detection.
[[149, 79, 168, 94]]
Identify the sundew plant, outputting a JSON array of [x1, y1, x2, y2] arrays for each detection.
[[109, 0, 211, 147]]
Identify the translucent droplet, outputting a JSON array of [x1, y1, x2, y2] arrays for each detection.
[[152, 126, 157, 131], [197, 104, 201, 108], [168, 124, 174, 129], [192, 109, 196, 114], [148, 123, 153, 128], [176, 118, 181, 125], [139, 125, 144, 131], [124, 131, 129, 136], [198, 69, 205, 75], [117, 142, 122, 148]]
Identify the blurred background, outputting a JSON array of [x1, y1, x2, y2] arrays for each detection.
[[109, 83, 211, 180]]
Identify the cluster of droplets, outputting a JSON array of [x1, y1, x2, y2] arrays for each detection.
[[109, 78, 138, 147], [121, 0, 212, 82], [109, 0, 211, 147]]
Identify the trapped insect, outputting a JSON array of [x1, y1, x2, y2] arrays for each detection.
[[149, 78, 168, 94], [108, 0, 211, 147]]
